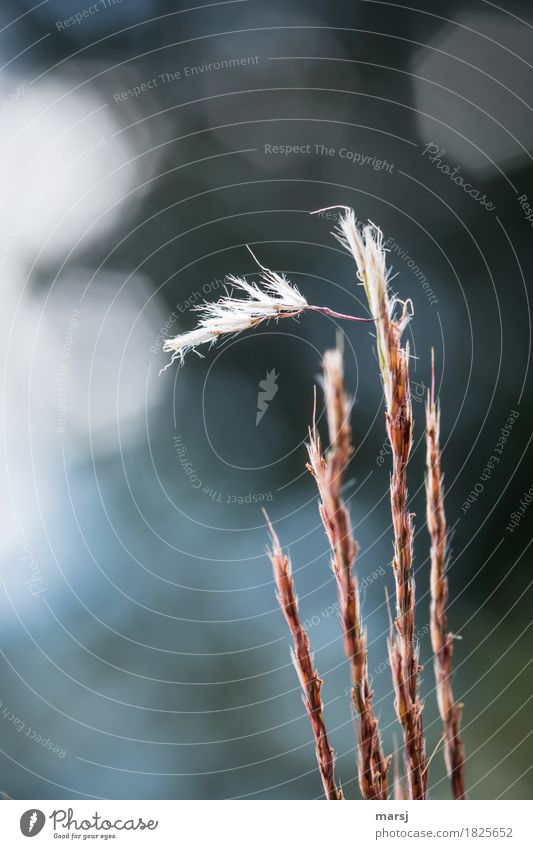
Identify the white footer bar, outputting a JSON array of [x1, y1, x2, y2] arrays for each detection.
[[1, 799, 530, 847]]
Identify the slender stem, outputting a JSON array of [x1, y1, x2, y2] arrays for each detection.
[[426, 352, 466, 800], [308, 305, 374, 323], [264, 513, 344, 800], [333, 210, 428, 799], [307, 345, 390, 799]]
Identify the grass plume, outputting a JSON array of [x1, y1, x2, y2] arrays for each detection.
[[306, 342, 390, 799], [331, 207, 428, 799], [264, 513, 344, 800], [164, 248, 371, 365], [425, 352, 466, 800]]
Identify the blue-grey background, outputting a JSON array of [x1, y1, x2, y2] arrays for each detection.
[[0, 0, 531, 799]]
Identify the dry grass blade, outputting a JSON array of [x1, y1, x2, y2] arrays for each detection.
[[425, 352, 466, 800], [264, 512, 344, 800], [332, 207, 428, 799], [306, 342, 390, 799]]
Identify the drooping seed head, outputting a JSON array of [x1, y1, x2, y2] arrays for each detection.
[[163, 270, 309, 364]]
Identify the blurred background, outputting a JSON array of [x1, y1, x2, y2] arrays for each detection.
[[0, 0, 531, 800]]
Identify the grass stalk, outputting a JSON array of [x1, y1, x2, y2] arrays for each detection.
[[332, 208, 428, 799], [425, 352, 466, 799], [264, 515, 344, 800], [306, 342, 390, 799]]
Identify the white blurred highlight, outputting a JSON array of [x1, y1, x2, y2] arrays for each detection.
[[0, 74, 138, 264], [413, 12, 533, 176]]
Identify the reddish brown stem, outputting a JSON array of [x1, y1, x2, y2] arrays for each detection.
[[308, 305, 374, 323], [307, 345, 390, 800], [264, 514, 344, 800], [425, 353, 466, 800], [333, 210, 428, 799]]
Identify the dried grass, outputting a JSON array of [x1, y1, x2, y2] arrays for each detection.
[[163, 249, 370, 365], [264, 514, 344, 800], [306, 343, 390, 799], [425, 352, 466, 800], [332, 208, 428, 799], [166, 207, 467, 801]]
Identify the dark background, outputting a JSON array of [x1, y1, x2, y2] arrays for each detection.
[[0, 0, 531, 799]]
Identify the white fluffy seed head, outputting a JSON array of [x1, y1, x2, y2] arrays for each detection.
[[332, 208, 411, 411], [334, 210, 391, 320], [163, 269, 309, 364]]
